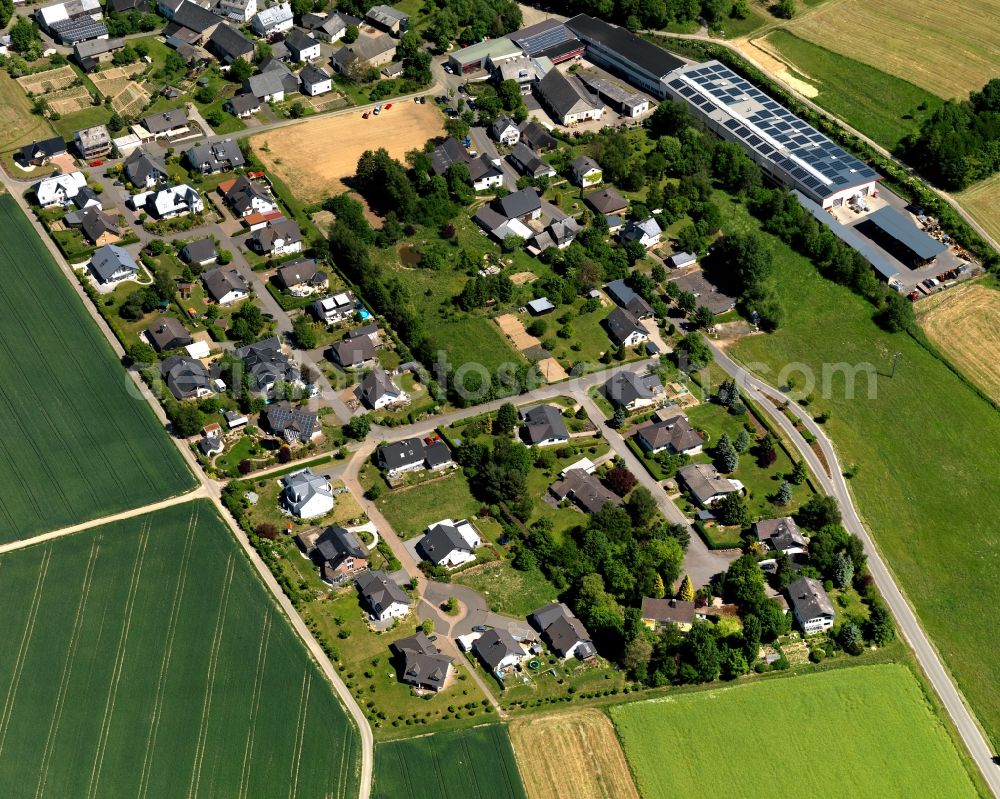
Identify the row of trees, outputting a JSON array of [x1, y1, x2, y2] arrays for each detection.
[[407, 0, 521, 52]]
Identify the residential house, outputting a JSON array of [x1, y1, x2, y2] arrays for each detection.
[[491, 115, 520, 146], [34, 172, 87, 207], [417, 519, 482, 569], [603, 371, 664, 411], [531, 603, 595, 660], [146, 317, 193, 352], [584, 187, 628, 217], [243, 60, 298, 102], [220, 175, 278, 217], [275, 257, 327, 294], [357, 368, 407, 410], [424, 440, 453, 471], [571, 155, 602, 187], [71, 207, 121, 246], [69, 186, 102, 211], [207, 22, 254, 64], [330, 33, 396, 75], [310, 526, 369, 585], [605, 306, 648, 348], [285, 27, 320, 61], [620, 217, 662, 249], [160, 354, 212, 400], [391, 632, 452, 692], [641, 597, 695, 632], [124, 149, 168, 188], [74, 125, 112, 159], [667, 251, 697, 269], [198, 423, 224, 456], [179, 237, 217, 266], [136, 184, 203, 218], [605, 278, 654, 318], [508, 143, 555, 179], [303, 10, 359, 42], [224, 408, 249, 429], [215, 0, 257, 22], [356, 569, 411, 621], [473, 628, 526, 678], [281, 467, 334, 519], [518, 120, 558, 151], [251, 1, 292, 35], [468, 154, 505, 191], [429, 137, 469, 176], [73, 38, 125, 71], [754, 517, 808, 555], [263, 402, 319, 444], [677, 462, 742, 507], [248, 217, 303, 256], [300, 63, 332, 96], [472, 187, 542, 241], [225, 93, 262, 118], [527, 217, 581, 252], [90, 244, 138, 285], [550, 468, 620, 514], [236, 336, 301, 393], [329, 335, 376, 369], [375, 437, 452, 477], [312, 291, 355, 324], [787, 576, 835, 634], [535, 68, 604, 126], [636, 412, 704, 455], [202, 266, 249, 305], [164, 0, 221, 44], [520, 404, 569, 447], [364, 4, 408, 36], [140, 109, 190, 140], [18, 137, 67, 167]]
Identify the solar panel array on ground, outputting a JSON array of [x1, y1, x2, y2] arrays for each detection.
[[668, 61, 880, 198]]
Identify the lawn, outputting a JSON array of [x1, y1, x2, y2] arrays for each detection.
[[453, 561, 558, 618], [51, 103, 113, 139], [611, 665, 980, 797], [0, 500, 361, 798], [726, 200, 1000, 748], [0, 71, 54, 156], [374, 471, 501, 541], [764, 30, 943, 149], [0, 195, 193, 541], [373, 724, 527, 799]]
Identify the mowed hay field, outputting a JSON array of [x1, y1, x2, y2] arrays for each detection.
[[251, 103, 445, 203], [784, 0, 1000, 100], [0, 72, 54, 155], [611, 666, 981, 797], [917, 282, 1000, 402], [509, 710, 640, 799], [373, 725, 527, 799], [0, 500, 361, 799], [956, 172, 1000, 247], [0, 195, 193, 541]]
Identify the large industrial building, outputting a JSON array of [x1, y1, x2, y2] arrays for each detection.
[[663, 60, 881, 209], [509, 19, 584, 64], [565, 14, 684, 99]]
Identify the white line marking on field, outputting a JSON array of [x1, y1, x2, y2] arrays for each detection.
[[238, 612, 271, 799], [288, 667, 312, 799]]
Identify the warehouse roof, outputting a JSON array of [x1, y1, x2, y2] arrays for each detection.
[[666, 61, 881, 202], [450, 36, 520, 66], [565, 14, 684, 78], [859, 206, 946, 261]]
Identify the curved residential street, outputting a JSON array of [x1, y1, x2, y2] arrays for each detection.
[[709, 342, 1000, 797]]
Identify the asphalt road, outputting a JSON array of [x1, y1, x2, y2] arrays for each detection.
[[709, 340, 1000, 797]]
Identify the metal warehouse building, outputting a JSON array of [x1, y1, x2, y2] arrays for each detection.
[[565, 14, 685, 99], [664, 60, 881, 208], [509, 19, 584, 64], [448, 37, 522, 74]]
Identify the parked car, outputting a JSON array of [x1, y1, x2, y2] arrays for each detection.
[[373, 104, 381, 115], [88, 159, 103, 167], [472, 625, 489, 633], [362, 111, 370, 119]]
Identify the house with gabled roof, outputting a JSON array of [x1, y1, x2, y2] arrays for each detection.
[[207, 22, 253, 64], [520, 404, 569, 447], [508, 143, 555, 179], [754, 517, 808, 555], [605, 278, 654, 318], [225, 93, 262, 118], [275, 257, 327, 294], [251, 1, 292, 35], [180, 237, 217, 266], [787, 576, 835, 634], [356, 569, 411, 621], [160, 354, 212, 400], [243, 60, 298, 101], [184, 139, 245, 174], [124, 149, 168, 188], [550, 469, 620, 514], [677, 463, 742, 507], [146, 317, 193, 352], [620, 216, 662, 249], [236, 336, 301, 394], [531, 603, 595, 660], [535, 68, 604, 126], [641, 597, 695, 631], [285, 27, 320, 61], [34, 171, 87, 208], [518, 120, 558, 151], [300, 63, 332, 96], [19, 136, 67, 167], [140, 109, 190, 139], [248, 217, 302, 256], [329, 334, 376, 369], [605, 306, 648, 348], [635, 412, 704, 455], [202, 265, 248, 305], [309, 525, 369, 584], [303, 10, 359, 42], [473, 628, 526, 678], [357, 368, 407, 410], [312, 291, 355, 325], [90, 244, 138, 285], [365, 4, 408, 36], [280, 467, 334, 519], [417, 519, 481, 569], [72, 207, 120, 246], [330, 32, 396, 74], [571, 155, 602, 187], [603, 370, 664, 411], [491, 115, 520, 146], [263, 401, 319, 444], [391, 632, 452, 692]]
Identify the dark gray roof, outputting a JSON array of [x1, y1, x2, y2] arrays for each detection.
[[90, 244, 137, 282], [275, 257, 321, 288], [396, 642, 451, 691], [284, 27, 315, 55], [520, 404, 569, 444], [473, 628, 522, 671], [518, 121, 558, 151], [508, 143, 551, 178], [550, 469, 620, 514], [392, 631, 438, 657], [603, 370, 661, 407], [584, 187, 628, 214], [572, 155, 600, 174], [605, 306, 645, 346], [263, 401, 318, 439], [77, 207, 118, 243], [510, 18, 579, 58], [19, 136, 66, 162], [172, 0, 219, 32], [417, 522, 473, 565], [142, 108, 189, 134], [145, 317, 192, 351], [858, 206, 946, 262], [226, 93, 261, 114], [124, 149, 167, 185], [376, 437, 424, 469], [300, 63, 329, 86], [423, 440, 452, 469], [208, 22, 253, 62], [787, 576, 835, 621], [497, 187, 541, 220], [640, 597, 695, 625], [605, 279, 653, 317], [677, 463, 736, 506], [542, 614, 592, 658], [536, 68, 601, 121], [755, 517, 807, 551], [468, 153, 503, 183], [249, 217, 302, 253], [636, 413, 703, 453], [236, 336, 299, 389], [50, 18, 108, 45], [202, 266, 247, 302], [565, 14, 684, 79], [331, 33, 395, 68], [315, 525, 368, 563], [531, 602, 568, 631], [430, 138, 468, 176], [356, 569, 410, 612], [180, 237, 217, 264], [184, 138, 245, 173], [160, 354, 210, 399], [358, 367, 398, 405], [330, 334, 375, 366]]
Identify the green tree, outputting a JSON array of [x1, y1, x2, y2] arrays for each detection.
[[742, 613, 762, 662], [838, 621, 862, 654], [715, 491, 751, 528], [789, 459, 807, 485], [10, 17, 38, 53], [774, 480, 792, 506], [756, 433, 777, 466], [347, 413, 371, 440], [774, 0, 795, 17], [674, 332, 711, 371], [493, 402, 518, 435], [832, 551, 855, 587], [678, 622, 720, 683], [626, 486, 657, 527], [623, 633, 653, 682], [719, 645, 748, 680], [292, 315, 317, 349], [865, 602, 896, 646], [691, 305, 714, 329], [795, 494, 841, 531], [166, 401, 204, 437], [227, 57, 253, 84], [612, 406, 627, 430], [343, 24, 358, 43], [127, 341, 157, 365], [714, 432, 739, 473], [0, 0, 13, 28], [678, 574, 695, 602], [733, 429, 751, 453]]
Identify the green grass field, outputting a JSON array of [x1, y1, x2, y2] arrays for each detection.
[[611, 665, 980, 797], [0, 195, 193, 540], [724, 197, 1000, 749], [0, 500, 360, 798], [373, 725, 527, 799], [764, 30, 943, 148]]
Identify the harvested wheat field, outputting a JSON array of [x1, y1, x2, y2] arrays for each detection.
[[956, 173, 1000, 247], [917, 281, 1000, 402], [250, 103, 445, 203], [510, 710, 640, 799], [785, 0, 1000, 100]]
